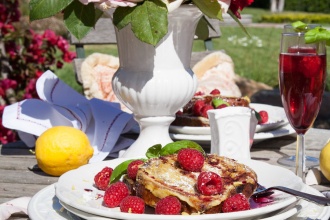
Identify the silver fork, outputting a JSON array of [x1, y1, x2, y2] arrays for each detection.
[[252, 185, 330, 206]]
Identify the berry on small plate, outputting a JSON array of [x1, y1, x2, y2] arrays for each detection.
[[169, 103, 289, 135], [251, 103, 289, 133]]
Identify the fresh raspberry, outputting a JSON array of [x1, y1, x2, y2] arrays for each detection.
[[103, 181, 129, 208], [155, 196, 181, 215], [194, 91, 205, 96], [197, 171, 223, 195], [258, 110, 269, 124], [94, 167, 113, 190], [200, 104, 214, 118], [222, 193, 250, 213], [210, 89, 221, 95], [216, 104, 228, 109], [120, 196, 145, 214], [177, 148, 204, 172], [193, 100, 205, 116], [301, 56, 322, 77], [127, 160, 144, 180]]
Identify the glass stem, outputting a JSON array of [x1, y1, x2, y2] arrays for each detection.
[[296, 134, 306, 182]]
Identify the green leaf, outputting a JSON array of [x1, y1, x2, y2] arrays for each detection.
[[110, 158, 147, 183], [195, 16, 209, 40], [113, 6, 135, 29], [130, 0, 168, 46], [254, 110, 261, 122], [305, 27, 330, 46], [63, 1, 103, 40], [160, 140, 205, 156], [290, 21, 330, 46], [110, 159, 135, 183], [291, 21, 308, 32], [114, 0, 168, 45], [212, 98, 229, 108], [192, 0, 222, 20], [146, 144, 162, 158], [29, 0, 73, 20]]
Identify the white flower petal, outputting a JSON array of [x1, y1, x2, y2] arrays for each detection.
[[167, 0, 184, 13], [218, 0, 231, 13]]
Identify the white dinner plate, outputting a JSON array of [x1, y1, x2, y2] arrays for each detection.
[[59, 186, 330, 220], [60, 198, 295, 220], [169, 103, 289, 135], [56, 158, 301, 220], [170, 123, 296, 145]]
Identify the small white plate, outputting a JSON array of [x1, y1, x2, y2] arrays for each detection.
[[170, 124, 296, 145], [251, 103, 289, 133], [55, 158, 301, 220], [169, 103, 289, 135]]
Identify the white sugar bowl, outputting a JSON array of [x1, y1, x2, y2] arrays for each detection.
[[207, 107, 258, 161]]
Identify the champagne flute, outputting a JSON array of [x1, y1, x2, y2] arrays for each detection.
[[278, 24, 323, 169], [278, 32, 327, 182]]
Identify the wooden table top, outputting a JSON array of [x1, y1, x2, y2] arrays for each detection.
[[1, 128, 330, 219]]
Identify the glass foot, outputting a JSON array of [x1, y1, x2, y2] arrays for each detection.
[[277, 155, 319, 168]]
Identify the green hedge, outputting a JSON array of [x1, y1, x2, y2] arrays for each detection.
[[251, 0, 330, 13], [261, 12, 330, 24], [285, 0, 330, 13]]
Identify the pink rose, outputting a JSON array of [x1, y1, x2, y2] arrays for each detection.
[[79, 0, 103, 4], [229, 0, 254, 18]]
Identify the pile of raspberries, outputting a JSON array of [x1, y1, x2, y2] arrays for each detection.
[[93, 148, 250, 214]]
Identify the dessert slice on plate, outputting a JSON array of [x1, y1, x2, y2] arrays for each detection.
[[172, 89, 252, 127], [122, 147, 258, 214]]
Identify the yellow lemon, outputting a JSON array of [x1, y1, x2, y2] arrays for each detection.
[[35, 126, 94, 177], [320, 139, 330, 181]]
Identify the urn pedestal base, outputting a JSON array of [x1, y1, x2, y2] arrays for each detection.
[[121, 116, 174, 158]]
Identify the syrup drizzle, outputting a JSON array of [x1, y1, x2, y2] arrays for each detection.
[[250, 194, 275, 209]]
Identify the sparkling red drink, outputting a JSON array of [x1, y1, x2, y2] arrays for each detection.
[[279, 47, 327, 134]]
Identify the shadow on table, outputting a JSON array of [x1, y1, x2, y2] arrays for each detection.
[[251, 135, 296, 162], [1, 141, 33, 156]]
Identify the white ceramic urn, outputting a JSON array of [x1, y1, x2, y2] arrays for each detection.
[[112, 5, 202, 157]]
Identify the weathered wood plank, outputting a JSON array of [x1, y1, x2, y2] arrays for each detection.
[[0, 156, 36, 170], [0, 182, 52, 202], [0, 169, 58, 185], [0, 141, 32, 156]]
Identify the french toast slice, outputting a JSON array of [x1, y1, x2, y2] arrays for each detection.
[[130, 154, 257, 214], [172, 95, 250, 127]]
